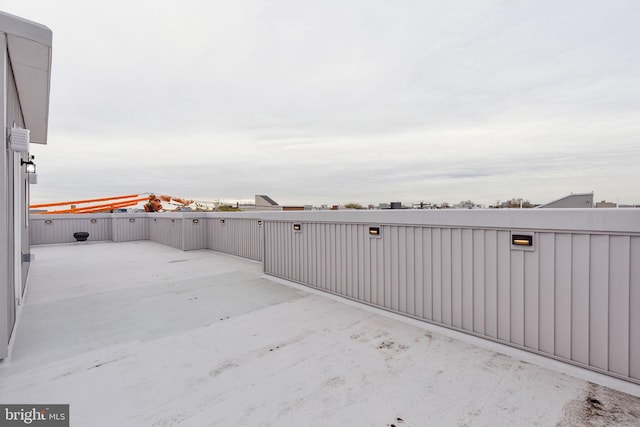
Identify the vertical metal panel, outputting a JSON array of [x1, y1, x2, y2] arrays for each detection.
[[497, 231, 511, 341], [300, 224, 306, 284], [555, 234, 572, 359], [484, 230, 498, 338], [609, 236, 630, 376], [414, 228, 424, 318], [357, 225, 365, 300], [383, 225, 392, 308], [307, 223, 314, 286], [345, 225, 352, 297], [329, 223, 336, 293], [319, 223, 327, 290], [369, 235, 379, 305], [376, 233, 384, 306], [441, 228, 452, 325], [336, 224, 343, 295], [422, 228, 433, 320], [432, 228, 442, 322], [399, 226, 408, 313], [473, 229, 485, 335], [538, 233, 555, 354], [571, 234, 590, 364], [630, 237, 640, 380], [510, 250, 525, 346], [451, 228, 462, 328], [405, 228, 415, 315], [589, 235, 609, 370], [112, 217, 148, 242], [293, 225, 300, 283], [364, 226, 372, 302], [462, 229, 473, 330], [345, 224, 353, 297], [390, 226, 399, 311], [524, 249, 539, 350], [285, 222, 291, 280]]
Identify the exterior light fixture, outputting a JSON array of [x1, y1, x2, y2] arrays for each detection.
[[90, 219, 97, 224], [257, 220, 262, 226], [45, 219, 52, 225], [369, 227, 380, 236], [512, 234, 533, 246], [293, 224, 301, 231], [220, 219, 225, 224], [129, 218, 136, 223], [21, 156, 37, 174], [192, 219, 199, 224]]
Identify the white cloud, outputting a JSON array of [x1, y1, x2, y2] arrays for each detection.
[[5, 0, 640, 206]]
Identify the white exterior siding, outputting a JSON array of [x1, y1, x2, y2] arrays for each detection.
[[0, 12, 52, 359]]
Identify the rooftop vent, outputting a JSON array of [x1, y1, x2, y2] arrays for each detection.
[[9, 128, 30, 152]]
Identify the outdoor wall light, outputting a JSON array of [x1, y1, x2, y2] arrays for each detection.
[[369, 227, 380, 236], [45, 219, 52, 225], [21, 156, 37, 174], [257, 220, 262, 226], [512, 234, 533, 246], [129, 218, 135, 223], [192, 219, 199, 224], [293, 224, 301, 231], [90, 219, 97, 224], [220, 219, 225, 224]]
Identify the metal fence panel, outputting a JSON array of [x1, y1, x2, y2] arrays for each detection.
[[261, 210, 640, 384]]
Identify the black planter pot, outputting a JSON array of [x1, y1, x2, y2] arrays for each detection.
[[73, 232, 90, 242]]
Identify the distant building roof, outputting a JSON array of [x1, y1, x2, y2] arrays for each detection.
[[256, 195, 279, 206], [537, 192, 594, 209]]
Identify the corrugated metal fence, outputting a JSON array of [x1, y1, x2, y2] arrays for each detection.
[[207, 217, 263, 261], [259, 210, 640, 384], [29, 209, 640, 383], [30, 213, 261, 257]]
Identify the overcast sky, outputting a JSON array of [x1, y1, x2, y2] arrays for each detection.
[[3, 0, 639, 206]]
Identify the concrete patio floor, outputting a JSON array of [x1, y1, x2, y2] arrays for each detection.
[[1, 241, 639, 426]]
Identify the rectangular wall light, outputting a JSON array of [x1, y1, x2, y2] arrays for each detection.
[[369, 227, 380, 236], [293, 224, 301, 231], [512, 234, 533, 246]]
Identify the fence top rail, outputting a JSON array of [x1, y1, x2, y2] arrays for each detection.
[[29, 209, 640, 234]]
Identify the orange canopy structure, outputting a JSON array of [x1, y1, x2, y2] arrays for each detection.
[[30, 194, 147, 214]]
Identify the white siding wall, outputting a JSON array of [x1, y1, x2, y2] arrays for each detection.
[[0, 33, 10, 357]]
